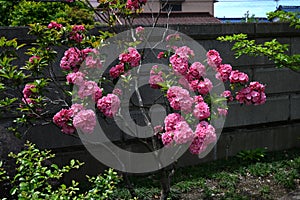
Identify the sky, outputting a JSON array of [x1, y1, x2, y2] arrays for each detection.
[[215, 0, 300, 18]]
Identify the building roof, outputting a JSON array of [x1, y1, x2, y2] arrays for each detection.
[[218, 17, 269, 23], [276, 5, 300, 13], [131, 12, 221, 25]]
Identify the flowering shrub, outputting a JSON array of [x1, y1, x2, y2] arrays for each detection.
[[0, 5, 267, 198]]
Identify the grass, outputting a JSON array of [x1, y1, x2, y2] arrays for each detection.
[[110, 148, 300, 200]]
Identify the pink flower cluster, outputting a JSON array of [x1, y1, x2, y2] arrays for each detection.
[[53, 104, 97, 134], [60, 47, 83, 71], [126, 0, 147, 11], [97, 94, 120, 118], [169, 46, 194, 76], [229, 70, 249, 84], [236, 81, 266, 105], [215, 64, 232, 82], [47, 21, 63, 30], [191, 78, 213, 95], [53, 108, 75, 134], [22, 84, 36, 105], [162, 113, 193, 146], [66, 71, 85, 85], [222, 90, 234, 102], [110, 47, 141, 79], [73, 109, 96, 134], [29, 56, 41, 64], [189, 121, 216, 154], [165, 33, 180, 42], [109, 63, 124, 79], [169, 54, 189, 75], [135, 26, 144, 35], [119, 47, 141, 67], [162, 113, 217, 154], [167, 86, 193, 113], [186, 62, 206, 82], [193, 101, 210, 120], [69, 25, 85, 43], [77, 80, 102, 102], [206, 49, 222, 69], [149, 65, 164, 89]]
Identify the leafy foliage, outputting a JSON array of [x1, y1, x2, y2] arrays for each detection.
[[0, 0, 95, 26], [1, 141, 120, 199], [217, 33, 300, 71], [217, 11, 300, 72]]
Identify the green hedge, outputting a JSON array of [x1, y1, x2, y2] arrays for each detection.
[[0, 0, 95, 26]]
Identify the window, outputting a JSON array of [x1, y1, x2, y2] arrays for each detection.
[[161, 0, 184, 12]]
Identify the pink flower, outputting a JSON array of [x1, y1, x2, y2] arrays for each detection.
[[167, 86, 193, 113], [206, 49, 222, 69], [53, 108, 75, 134], [69, 25, 85, 43], [149, 74, 164, 89], [78, 81, 102, 101], [169, 54, 189, 75], [186, 62, 206, 82], [165, 34, 180, 42], [126, 0, 140, 10], [149, 65, 164, 89], [23, 84, 36, 99], [60, 47, 82, 71], [47, 21, 63, 30], [236, 81, 266, 105], [157, 52, 165, 59], [109, 63, 125, 79], [73, 109, 96, 134], [178, 77, 192, 90], [84, 56, 102, 69], [97, 94, 120, 118], [173, 121, 194, 144], [222, 90, 234, 102], [175, 46, 194, 59], [189, 121, 216, 154], [218, 108, 228, 116], [119, 47, 141, 67], [70, 103, 84, 115], [154, 125, 164, 134], [93, 86, 103, 102], [193, 101, 210, 120], [229, 70, 249, 84], [29, 56, 40, 63], [197, 78, 213, 95], [161, 132, 173, 147], [112, 88, 123, 96], [72, 25, 85, 32], [164, 113, 184, 132], [66, 71, 85, 85], [194, 95, 204, 104], [127, 47, 141, 67], [136, 26, 144, 34], [216, 64, 232, 82]]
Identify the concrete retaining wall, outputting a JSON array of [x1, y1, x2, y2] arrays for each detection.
[[1, 23, 300, 175]]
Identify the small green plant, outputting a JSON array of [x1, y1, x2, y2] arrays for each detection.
[[1, 141, 120, 199], [237, 148, 267, 162], [0, 161, 8, 182], [259, 185, 271, 199]]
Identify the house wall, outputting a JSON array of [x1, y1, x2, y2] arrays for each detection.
[[1, 23, 300, 178], [143, 0, 215, 15]]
